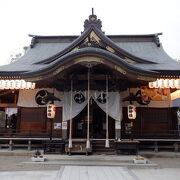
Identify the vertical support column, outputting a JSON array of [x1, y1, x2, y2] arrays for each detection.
[[105, 75, 110, 148], [115, 121, 121, 140], [174, 142, 178, 152], [86, 68, 90, 149], [68, 80, 73, 149], [28, 140, 31, 151], [62, 121, 67, 139], [50, 118, 53, 141], [9, 139, 13, 151], [115, 92, 121, 141], [154, 141, 158, 152]]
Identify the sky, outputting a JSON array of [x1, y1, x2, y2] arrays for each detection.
[[0, 0, 180, 65]]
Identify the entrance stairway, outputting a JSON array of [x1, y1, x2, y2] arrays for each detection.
[[92, 140, 116, 154]]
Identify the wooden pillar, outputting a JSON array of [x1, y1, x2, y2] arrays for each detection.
[[28, 140, 31, 151], [9, 139, 13, 151], [105, 75, 110, 148], [86, 68, 90, 149], [68, 80, 73, 149], [154, 141, 158, 152]]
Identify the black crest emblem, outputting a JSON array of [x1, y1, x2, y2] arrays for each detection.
[[74, 92, 85, 104], [97, 92, 107, 104], [35, 90, 48, 105]]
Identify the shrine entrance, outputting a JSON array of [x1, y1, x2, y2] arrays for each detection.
[[72, 100, 115, 140]]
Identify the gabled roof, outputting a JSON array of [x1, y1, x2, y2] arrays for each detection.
[[0, 12, 179, 79]]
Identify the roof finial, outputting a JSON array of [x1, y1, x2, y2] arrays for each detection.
[[92, 8, 94, 15], [83, 8, 102, 31]]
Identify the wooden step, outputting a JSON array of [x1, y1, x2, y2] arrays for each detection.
[[92, 140, 116, 154]]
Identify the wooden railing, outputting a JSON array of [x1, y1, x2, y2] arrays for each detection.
[[0, 129, 51, 138], [122, 130, 180, 139]]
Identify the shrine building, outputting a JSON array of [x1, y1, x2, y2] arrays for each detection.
[[0, 11, 180, 154]]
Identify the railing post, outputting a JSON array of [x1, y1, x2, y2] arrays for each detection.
[[28, 140, 31, 151], [154, 141, 158, 152], [9, 139, 13, 151], [174, 142, 178, 152]]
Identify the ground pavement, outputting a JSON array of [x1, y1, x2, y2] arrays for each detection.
[[0, 150, 180, 180]]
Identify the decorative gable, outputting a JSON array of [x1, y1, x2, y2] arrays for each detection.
[[72, 31, 115, 54], [71, 30, 139, 65]]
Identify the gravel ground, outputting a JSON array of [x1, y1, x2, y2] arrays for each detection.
[[0, 154, 180, 180], [0, 156, 61, 171], [147, 157, 180, 168], [0, 153, 180, 171]]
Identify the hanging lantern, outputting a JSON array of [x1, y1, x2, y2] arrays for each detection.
[[26, 82, 32, 89], [128, 105, 136, 119], [164, 79, 170, 88], [0, 80, 4, 89], [4, 80, 10, 89], [149, 82, 154, 88], [47, 104, 56, 118], [9, 80, 15, 89], [175, 79, 180, 89], [20, 80, 27, 89], [0, 79, 36, 89], [14, 80, 21, 89], [169, 79, 175, 88], [31, 83, 36, 89], [157, 79, 163, 88], [149, 78, 180, 89], [1, 80, 6, 89], [153, 80, 158, 88]]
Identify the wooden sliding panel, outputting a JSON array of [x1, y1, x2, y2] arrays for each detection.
[[122, 107, 172, 138], [140, 108, 170, 134], [20, 107, 46, 132], [19, 107, 63, 138]]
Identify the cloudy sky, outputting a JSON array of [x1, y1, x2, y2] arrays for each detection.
[[0, 0, 179, 65]]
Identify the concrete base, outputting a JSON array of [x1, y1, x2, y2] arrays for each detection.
[[31, 156, 46, 162], [133, 158, 147, 164]]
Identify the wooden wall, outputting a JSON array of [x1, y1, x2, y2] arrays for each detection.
[[121, 107, 177, 138], [19, 107, 62, 137], [17, 106, 178, 139]]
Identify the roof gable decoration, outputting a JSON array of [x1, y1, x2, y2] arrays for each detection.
[[72, 14, 158, 65], [72, 30, 146, 65], [84, 8, 102, 31], [72, 31, 115, 53]]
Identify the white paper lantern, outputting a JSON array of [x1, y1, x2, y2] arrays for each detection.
[[148, 82, 154, 88], [9, 80, 15, 89], [4, 80, 10, 89], [20, 80, 26, 89], [169, 79, 175, 88], [26, 82, 32, 89], [14, 80, 21, 89], [0, 79, 36, 90], [157, 79, 164, 88], [31, 83, 36, 89], [153, 80, 158, 88], [174, 79, 180, 89], [164, 79, 170, 88]]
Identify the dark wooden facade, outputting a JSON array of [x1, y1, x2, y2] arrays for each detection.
[[122, 107, 178, 139]]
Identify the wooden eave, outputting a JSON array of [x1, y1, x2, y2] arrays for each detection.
[[20, 47, 159, 82]]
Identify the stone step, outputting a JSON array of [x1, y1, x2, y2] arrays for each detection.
[[21, 159, 158, 168]]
